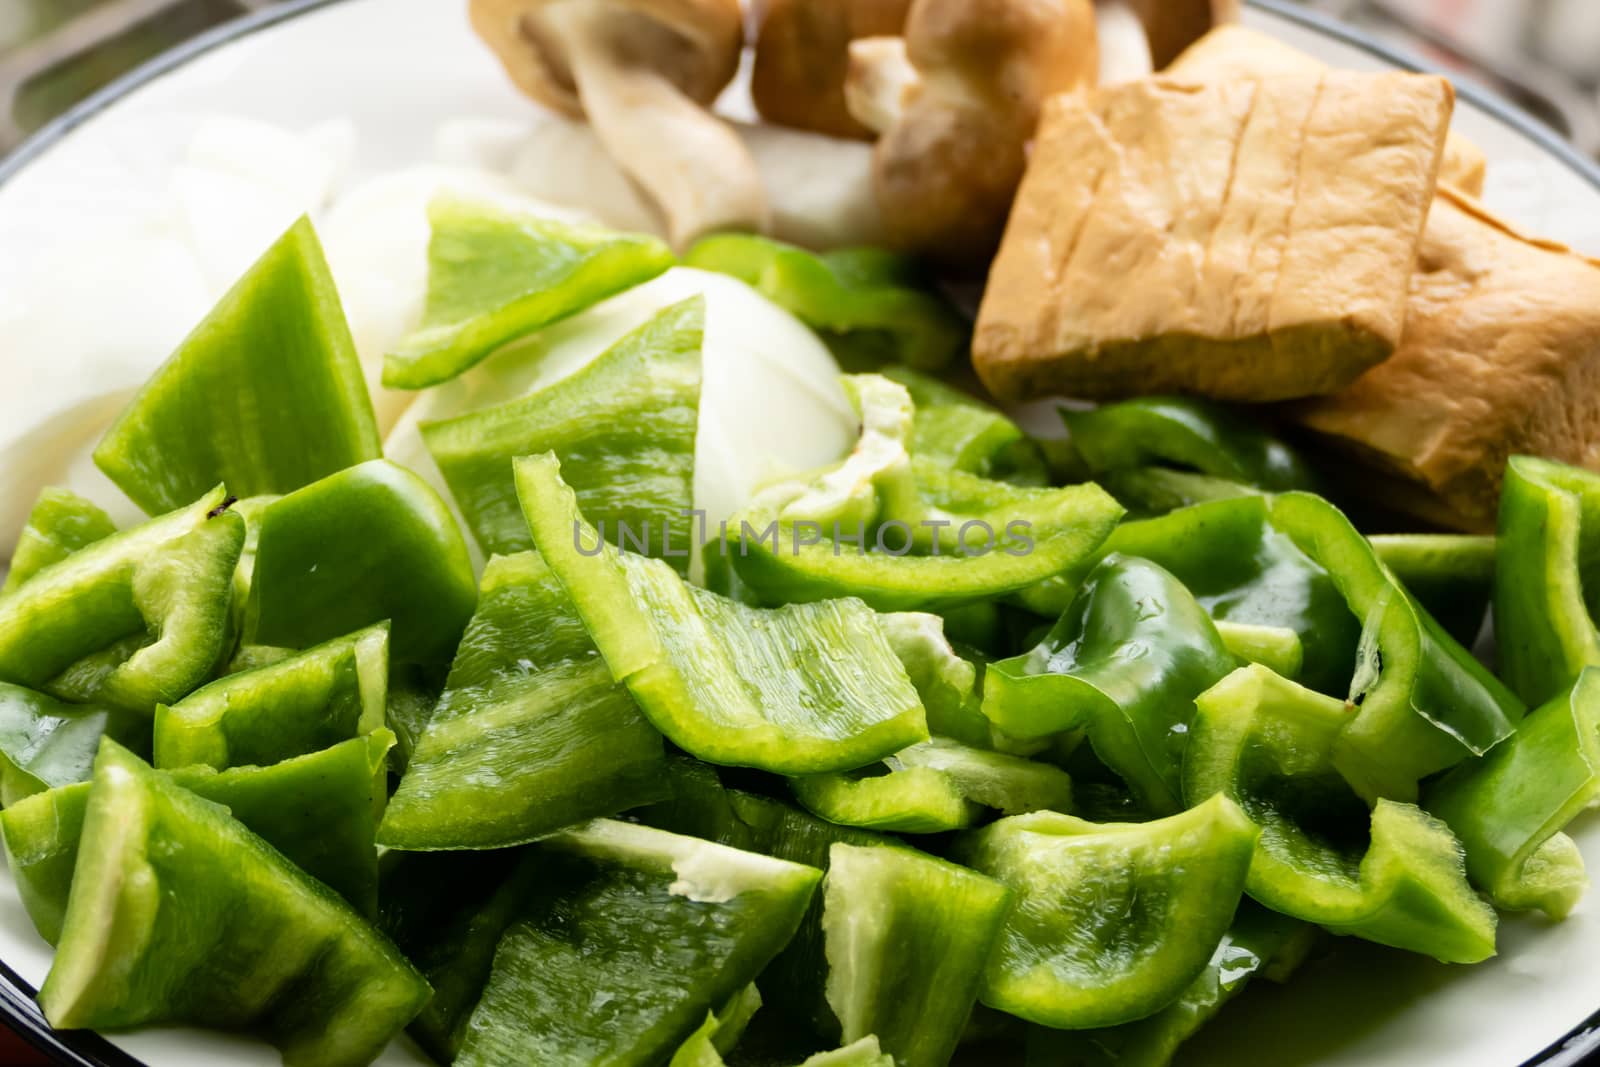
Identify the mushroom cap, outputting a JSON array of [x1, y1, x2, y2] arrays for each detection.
[[752, 0, 913, 140], [469, 0, 745, 119], [866, 0, 1098, 265], [1122, 0, 1239, 69]]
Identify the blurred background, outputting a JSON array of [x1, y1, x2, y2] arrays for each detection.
[[5, 0, 1600, 158]]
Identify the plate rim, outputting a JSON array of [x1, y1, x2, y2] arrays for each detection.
[[0, 0, 1597, 1065]]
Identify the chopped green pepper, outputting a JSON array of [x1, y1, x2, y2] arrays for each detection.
[[800, 1037, 895, 1066], [423, 298, 702, 566], [1426, 667, 1600, 918], [1023, 903, 1314, 1067], [1094, 467, 1260, 519], [39, 739, 427, 1066], [1495, 455, 1600, 706], [669, 985, 763, 1067], [516, 453, 928, 774], [384, 195, 674, 389], [1214, 621, 1305, 680], [791, 739, 1072, 833], [1063, 397, 1319, 493], [153, 623, 388, 771], [683, 234, 966, 372], [1269, 492, 1521, 799], [1184, 665, 1498, 962], [879, 611, 997, 750], [1371, 534, 1495, 648], [0, 488, 242, 716], [958, 794, 1259, 1029], [984, 555, 1236, 813], [3, 731, 394, 943], [879, 365, 1046, 484], [245, 459, 477, 664], [452, 819, 820, 1067], [822, 844, 1011, 1067], [380, 551, 669, 850], [0, 682, 143, 805], [2, 488, 116, 596], [94, 218, 382, 515]]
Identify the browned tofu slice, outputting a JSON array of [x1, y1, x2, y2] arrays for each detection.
[[1294, 187, 1600, 531], [973, 73, 1453, 404], [1169, 25, 1486, 196]]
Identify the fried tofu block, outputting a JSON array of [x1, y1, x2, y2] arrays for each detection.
[[973, 73, 1453, 404], [1169, 25, 1485, 196], [1294, 188, 1600, 531]]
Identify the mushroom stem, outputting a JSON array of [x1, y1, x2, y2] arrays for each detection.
[[845, 37, 921, 135], [1096, 0, 1154, 84], [543, 2, 769, 249]]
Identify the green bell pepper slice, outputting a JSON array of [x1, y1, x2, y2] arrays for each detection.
[[984, 555, 1236, 813], [822, 843, 1011, 1067], [1215, 621, 1305, 680], [1426, 667, 1600, 918], [958, 794, 1259, 1029], [1495, 455, 1600, 706], [0, 682, 144, 806], [1371, 534, 1495, 648], [1184, 664, 1498, 962], [380, 550, 669, 849], [0, 488, 242, 716], [798, 1037, 895, 1066], [1023, 902, 1314, 1067], [1095, 468, 1260, 519], [880, 611, 994, 750], [880, 365, 1046, 484], [516, 453, 928, 774], [39, 739, 427, 1066], [1269, 492, 1522, 799], [1063, 397, 1320, 493], [245, 459, 477, 664], [1017, 495, 1359, 696], [383, 195, 674, 389], [791, 738, 1073, 833], [423, 297, 702, 566], [2, 488, 117, 596], [669, 984, 764, 1067], [3, 731, 394, 944], [153, 623, 388, 771], [94, 218, 381, 515], [683, 234, 966, 372], [452, 819, 820, 1067], [377, 848, 538, 1061]]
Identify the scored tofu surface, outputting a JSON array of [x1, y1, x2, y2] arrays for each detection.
[[973, 72, 1453, 404], [1294, 187, 1600, 531], [1168, 25, 1486, 196]]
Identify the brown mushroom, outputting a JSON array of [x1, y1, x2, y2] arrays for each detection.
[[469, 0, 766, 249], [753, 0, 914, 140], [1122, 0, 1238, 69], [845, 0, 1098, 266]]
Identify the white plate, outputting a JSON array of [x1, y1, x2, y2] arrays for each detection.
[[0, 1, 1598, 1065]]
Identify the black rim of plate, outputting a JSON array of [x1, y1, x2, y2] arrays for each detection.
[[0, 0, 1597, 1064]]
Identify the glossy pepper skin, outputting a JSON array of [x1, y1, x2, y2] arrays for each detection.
[[683, 234, 967, 372], [246, 459, 477, 665], [423, 298, 702, 567], [39, 739, 428, 1067], [0, 488, 242, 716], [1370, 534, 1495, 648], [1185, 665, 1498, 963], [379, 551, 669, 850], [452, 820, 820, 1067], [516, 453, 928, 775], [1269, 492, 1522, 799], [94, 218, 382, 515], [959, 795, 1259, 1030], [1427, 667, 1600, 918], [984, 555, 1237, 813], [0, 682, 145, 806], [1, 488, 117, 596], [1495, 455, 1600, 706], [1, 730, 395, 943], [153, 623, 389, 771], [822, 843, 1011, 1067], [1063, 396, 1321, 494], [383, 195, 674, 389]]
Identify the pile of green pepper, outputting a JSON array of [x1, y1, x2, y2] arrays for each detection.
[[0, 201, 1594, 1067]]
